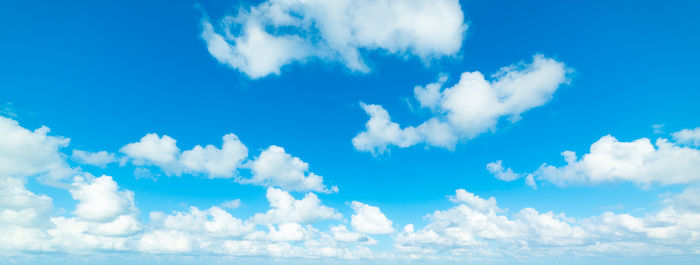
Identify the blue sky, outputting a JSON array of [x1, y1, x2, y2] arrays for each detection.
[[1, 0, 700, 264]]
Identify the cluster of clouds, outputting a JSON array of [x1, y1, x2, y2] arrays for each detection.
[[67, 131, 337, 193], [0, 116, 391, 258], [353, 54, 571, 154], [1, 175, 387, 258], [137, 186, 383, 257], [2, 115, 700, 261], [488, 128, 700, 189], [395, 187, 700, 259], [111, 132, 335, 193], [200, 0, 466, 78]]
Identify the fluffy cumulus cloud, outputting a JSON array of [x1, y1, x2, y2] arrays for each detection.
[[0, 116, 74, 183], [120, 133, 181, 173], [200, 0, 466, 78], [46, 175, 142, 252], [0, 177, 53, 253], [120, 133, 247, 177], [350, 201, 394, 235], [120, 134, 333, 192], [180, 134, 249, 178], [248, 146, 336, 193], [0, 175, 142, 254], [395, 188, 700, 259], [353, 55, 570, 154], [69, 176, 137, 223], [490, 133, 700, 188]]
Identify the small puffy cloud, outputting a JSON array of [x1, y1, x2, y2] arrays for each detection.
[[672, 127, 700, 147], [202, 21, 312, 79], [486, 160, 522, 182], [253, 187, 341, 224], [350, 201, 394, 235], [200, 0, 466, 78], [351, 103, 420, 154], [0, 116, 74, 183], [353, 55, 570, 153], [180, 133, 248, 178], [120, 133, 181, 174], [247, 145, 336, 193], [448, 189, 499, 213], [71, 150, 117, 167], [497, 134, 700, 188]]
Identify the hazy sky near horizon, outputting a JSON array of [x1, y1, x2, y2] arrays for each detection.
[[1, 0, 700, 264]]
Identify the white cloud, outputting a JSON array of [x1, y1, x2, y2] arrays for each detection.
[[138, 230, 192, 253], [353, 55, 570, 153], [0, 225, 51, 253], [247, 145, 336, 193], [0, 116, 142, 253], [200, 0, 466, 78], [0, 116, 74, 183], [0, 176, 53, 253], [350, 201, 394, 235], [46, 176, 142, 252], [330, 225, 374, 244], [121, 134, 334, 192], [150, 206, 254, 238], [395, 189, 580, 254], [267, 222, 308, 242], [70, 176, 137, 222], [493, 134, 700, 188], [0, 116, 381, 258], [396, 188, 700, 259], [486, 160, 522, 182], [71, 150, 117, 167], [672, 127, 700, 147], [120, 133, 181, 174], [351, 103, 420, 154], [9, 114, 700, 261], [0, 177, 52, 226], [180, 133, 249, 178], [253, 187, 341, 224]]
